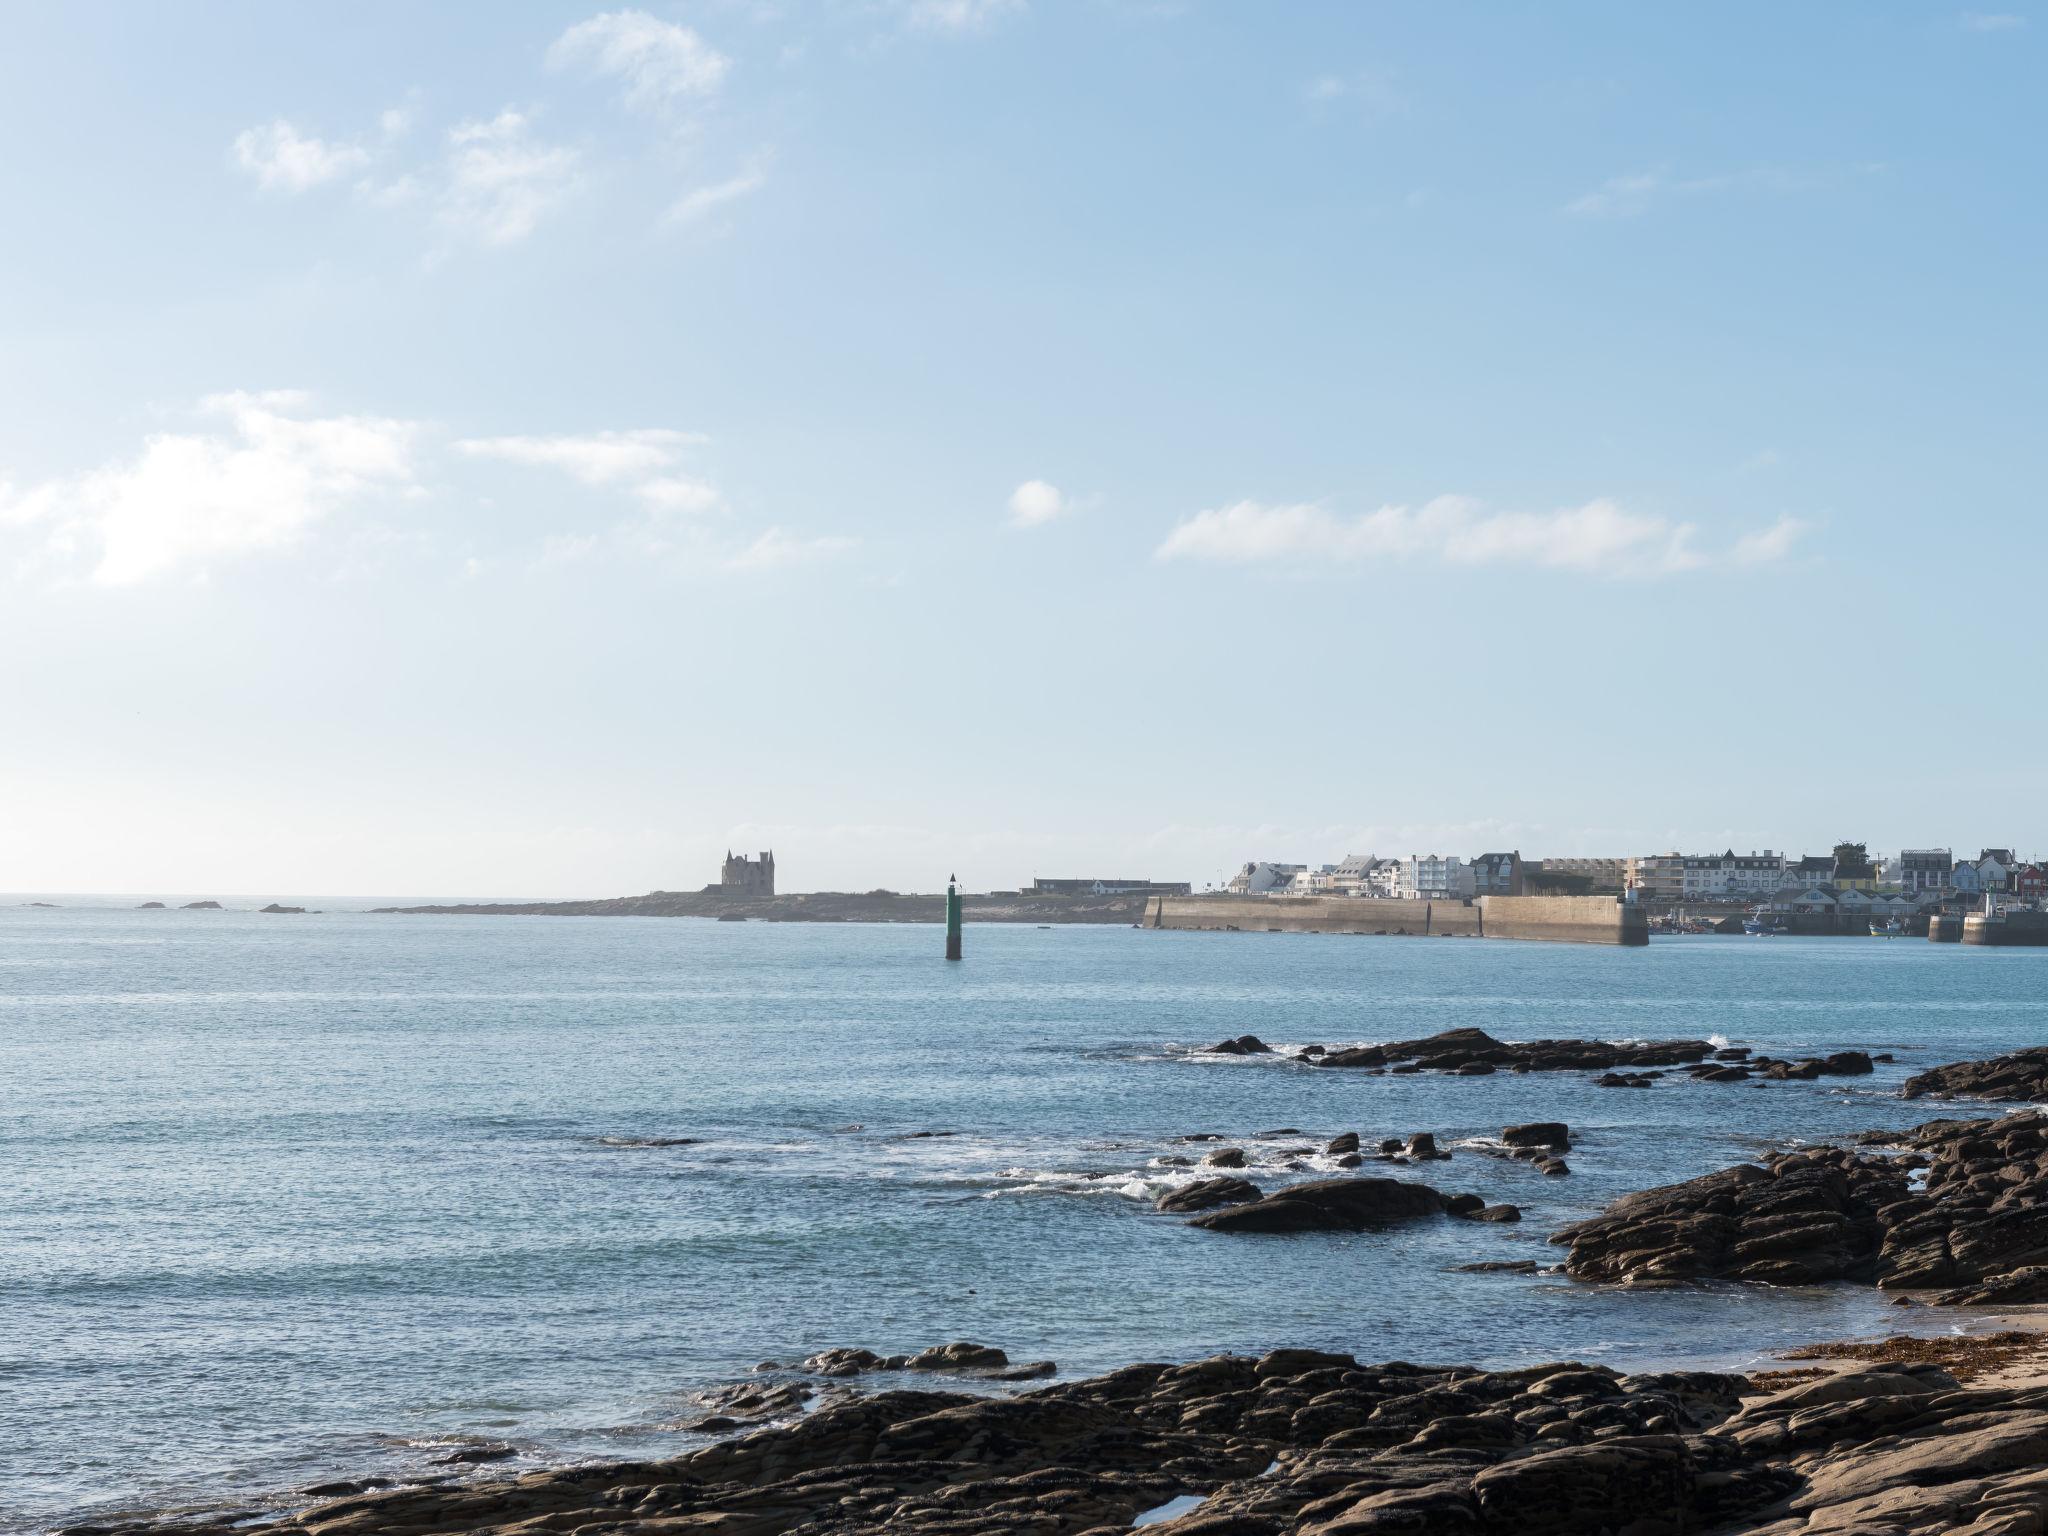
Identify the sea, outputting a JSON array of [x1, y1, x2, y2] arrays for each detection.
[[4, 901, 2044, 1531]]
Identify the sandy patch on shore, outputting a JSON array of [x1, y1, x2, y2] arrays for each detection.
[[1753, 1300, 2048, 1393]]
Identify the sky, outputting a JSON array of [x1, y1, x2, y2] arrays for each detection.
[[1, 1, 2043, 897]]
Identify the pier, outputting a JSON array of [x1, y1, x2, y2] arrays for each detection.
[[1143, 893, 1648, 946]]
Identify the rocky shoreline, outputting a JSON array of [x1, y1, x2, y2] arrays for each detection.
[[63, 1045, 2048, 1536]]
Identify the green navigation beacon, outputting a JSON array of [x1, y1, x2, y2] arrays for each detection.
[[945, 874, 963, 961]]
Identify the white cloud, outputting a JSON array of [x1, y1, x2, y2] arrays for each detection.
[[453, 428, 701, 484], [550, 10, 731, 111], [635, 474, 723, 513], [440, 110, 581, 246], [1564, 169, 1668, 219], [665, 161, 770, 227], [1154, 495, 1802, 577], [903, 0, 1027, 33], [1730, 515, 1808, 565], [230, 120, 372, 193], [1007, 479, 1068, 528], [0, 393, 417, 585], [1962, 11, 2027, 29], [725, 527, 857, 571]]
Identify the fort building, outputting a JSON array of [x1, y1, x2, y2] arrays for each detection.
[[717, 850, 775, 897]]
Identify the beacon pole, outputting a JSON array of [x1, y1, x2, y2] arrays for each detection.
[[945, 874, 963, 961]]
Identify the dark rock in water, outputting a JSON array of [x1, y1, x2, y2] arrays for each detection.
[[181, 900, 223, 909], [1325, 1131, 1360, 1155], [802, 1347, 906, 1376], [1208, 1034, 1272, 1055], [302, 1477, 393, 1500], [1202, 1147, 1247, 1169], [1179, 1132, 1227, 1142], [1694, 1064, 1753, 1082], [258, 903, 306, 914], [1903, 1047, 2048, 1103], [1503, 1122, 1570, 1150], [1333, 1152, 1362, 1168], [1156, 1177, 1261, 1213], [1552, 1147, 1910, 1287], [905, 1341, 1011, 1373], [1596, 1071, 1656, 1089], [1474, 1204, 1522, 1223], [136, 901, 166, 909], [596, 1135, 702, 1148], [1378, 1137, 1404, 1154], [1535, 1157, 1571, 1177], [1311, 1026, 1715, 1076], [1715, 1046, 1752, 1060], [1298, 1043, 1326, 1056], [1456, 1259, 1540, 1273], [1188, 1177, 1445, 1233], [1155, 1154, 1193, 1167], [434, 1444, 515, 1465], [681, 1379, 816, 1430], [901, 1129, 957, 1139], [1405, 1132, 1442, 1159], [1445, 1192, 1485, 1217]]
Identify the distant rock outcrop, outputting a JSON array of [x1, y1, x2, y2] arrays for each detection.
[[136, 901, 166, 909], [258, 904, 306, 914], [181, 900, 223, 910], [1306, 1027, 1715, 1075], [1188, 1176, 1447, 1233]]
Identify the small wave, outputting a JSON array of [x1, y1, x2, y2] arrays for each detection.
[[1707, 1034, 1732, 1049]]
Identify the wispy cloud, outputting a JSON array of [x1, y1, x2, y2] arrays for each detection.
[[1962, 11, 2027, 29], [902, 0, 1028, 34], [1301, 69, 1404, 116], [725, 527, 858, 571], [231, 120, 372, 193], [1154, 495, 1806, 578], [0, 392, 418, 585], [548, 10, 732, 112], [665, 158, 771, 227], [1006, 479, 1068, 528], [439, 110, 582, 247], [1564, 165, 1812, 219], [454, 429, 703, 484]]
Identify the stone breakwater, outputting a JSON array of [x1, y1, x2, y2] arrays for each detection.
[[1145, 893, 1649, 946], [89, 1347, 2048, 1536]]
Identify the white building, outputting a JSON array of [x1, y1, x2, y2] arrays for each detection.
[[1328, 853, 1382, 895], [1679, 850, 1787, 899], [1226, 861, 1305, 895], [1389, 854, 1476, 901], [1886, 849, 1953, 896]]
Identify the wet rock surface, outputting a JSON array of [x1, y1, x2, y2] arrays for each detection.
[[1157, 1177, 1262, 1213], [1305, 1026, 1716, 1074], [1902, 1046, 2048, 1103], [1556, 1111, 2048, 1302], [1187, 1176, 1447, 1233], [102, 1348, 2048, 1536]]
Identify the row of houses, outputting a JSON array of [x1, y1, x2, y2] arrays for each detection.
[[1225, 852, 1526, 901], [1625, 845, 2044, 903], [1223, 842, 2048, 908]]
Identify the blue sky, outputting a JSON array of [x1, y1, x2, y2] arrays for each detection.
[[1, 2, 2042, 896]]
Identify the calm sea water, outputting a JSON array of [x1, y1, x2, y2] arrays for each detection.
[[4, 905, 2045, 1530]]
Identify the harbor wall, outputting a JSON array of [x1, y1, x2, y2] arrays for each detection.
[[1963, 909, 2048, 946], [1143, 894, 1645, 946]]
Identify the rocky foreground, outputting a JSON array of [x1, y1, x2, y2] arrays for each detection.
[[88, 1347, 2048, 1536]]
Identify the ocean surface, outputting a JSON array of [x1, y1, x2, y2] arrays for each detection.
[[4, 904, 2045, 1531]]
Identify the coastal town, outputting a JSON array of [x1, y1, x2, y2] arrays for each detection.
[[1213, 845, 2048, 940]]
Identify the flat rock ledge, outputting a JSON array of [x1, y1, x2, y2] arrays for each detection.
[[1303, 1026, 1716, 1074], [1554, 1111, 2048, 1300], [1902, 1046, 2048, 1103], [86, 1348, 2048, 1536]]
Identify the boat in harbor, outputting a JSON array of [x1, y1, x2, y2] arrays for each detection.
[[1870, 919, 1904, 938]]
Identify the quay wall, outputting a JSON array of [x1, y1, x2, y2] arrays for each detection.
[[1143, 894, 1645, 946], [1963, 910, 2048, 947]]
